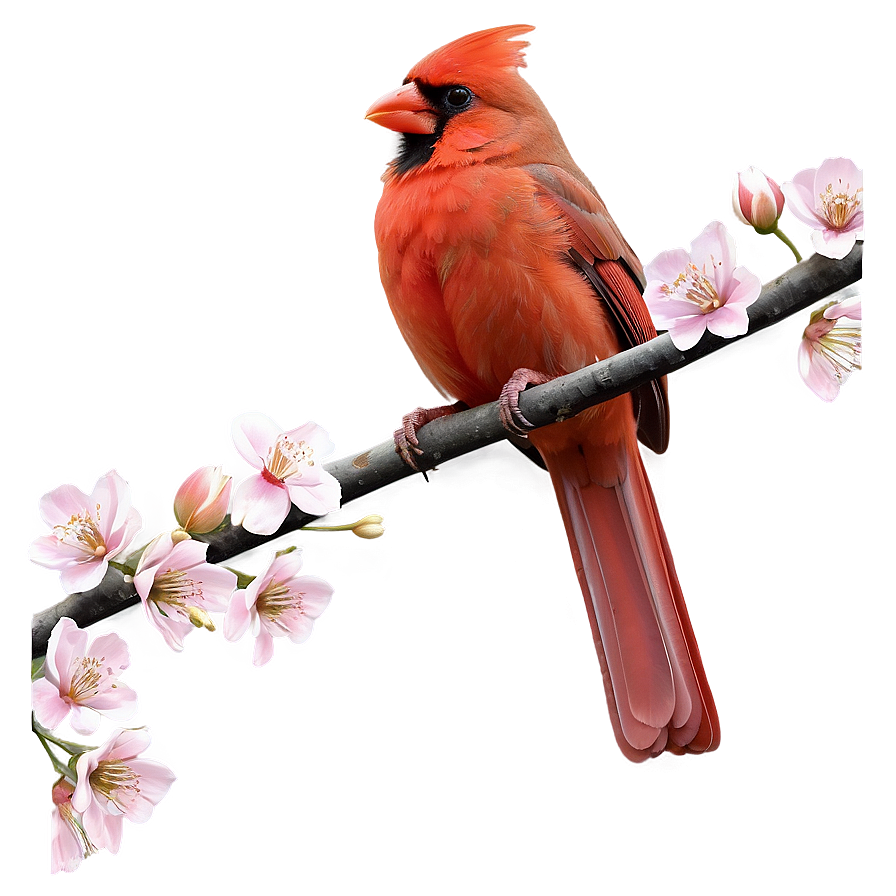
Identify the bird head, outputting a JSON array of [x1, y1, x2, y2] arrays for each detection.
[[366, 25, 572, 176]]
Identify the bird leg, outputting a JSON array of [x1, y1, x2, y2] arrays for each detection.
[[394, 402, 467, 472], [499, 368, 555, 438]]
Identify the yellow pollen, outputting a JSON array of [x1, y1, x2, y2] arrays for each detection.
[[53, 510, 106, 558], [90, 759, 141, 813], [256, 580, 306, 632], [149, 569, 202, 621], [819, 180, 862, 230], [68, 655, 105, 702], [662, 262, 723, 314], [265, 435, 315, 481]]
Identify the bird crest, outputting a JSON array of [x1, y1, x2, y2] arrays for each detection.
[[407, 24, 534, 85]]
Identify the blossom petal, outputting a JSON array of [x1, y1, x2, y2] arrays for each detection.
[[50, 803, 84, 873], [286, 470, 342, 516], [825, 296, 861, 320], [47, 617, 84, 688], [782, 169, 824, 227], [224, 589, 252, 641], [29, 535, 85, 569], [88, 681, 138, 718], [39, 485, 91, 527], [814, 157, 862, 201], [232, 412, 281, 469], [296, 575, 334, 618], [643, 247, 691, 285], [723, 266, 763, 310], [31, 678, 70, 730], [706, 304, 751, 339], [232, 474, 292, 535], [90, 470, 130, 542], [60, 557, 109, 594], [666, 316, 709, 351], [69, 705, 102, 736], [253, 629, 276, 666], [690, 221, 736, 298], [811, 228, 857, 260], [283, 421, 336, 460], [124, 759, 176, 820], [87, 632, 130, 676], [799, 344, 840, 401], [106, 726, 153, 761]]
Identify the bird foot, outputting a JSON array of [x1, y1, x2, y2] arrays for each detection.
[[499, 368, 555, 438], [394, 402, 466, 473]]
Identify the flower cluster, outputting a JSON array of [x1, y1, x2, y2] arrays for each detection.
[[30, 413, 383, 872], [645, 156, 862, 400], [33, 617, 175, 873]]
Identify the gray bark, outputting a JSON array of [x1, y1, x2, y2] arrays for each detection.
[[31, 243, 862, 659]]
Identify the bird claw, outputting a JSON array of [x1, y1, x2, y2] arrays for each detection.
[[393, 403, 465, 473], [498, 368, 555, 438]]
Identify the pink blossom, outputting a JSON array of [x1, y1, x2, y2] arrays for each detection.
[[51, 778, 98, 873], [224, 549, 333, 666], [133, 533, 236, 651], [30, 470, 142, 593], [798, 296, 862, 401], [173, 465, 232, 533], [782, 158, 863, 259], [231, 413, 342, 535], [733, 166, 785, 234], [72, 727, 175, 854], [31, 617, 137, 735], [643, 221, 762, 351]]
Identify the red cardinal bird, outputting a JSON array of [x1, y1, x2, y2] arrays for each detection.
[[366, 25, 719, 760]]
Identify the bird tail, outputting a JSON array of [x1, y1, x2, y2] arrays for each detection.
[[536, 430, 719, 761]]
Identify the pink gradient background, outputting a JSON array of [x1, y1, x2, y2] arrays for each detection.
[[8, 3, 883, 893]]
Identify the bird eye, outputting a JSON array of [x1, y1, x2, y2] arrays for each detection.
[[444, 86, 473, 109]]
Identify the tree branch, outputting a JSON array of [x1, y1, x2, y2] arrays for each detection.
[[31, 243, 862, 659]]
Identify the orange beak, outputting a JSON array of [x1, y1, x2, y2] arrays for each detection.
[[365, 83, 438, 135]]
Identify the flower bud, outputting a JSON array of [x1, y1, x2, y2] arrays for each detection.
[[733, 166, 785, 234], [352, 514, 385, 539], [173, 465, 232, 534]]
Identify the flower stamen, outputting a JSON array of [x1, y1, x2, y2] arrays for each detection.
[[89, 759, 141, 814], [662, 262, 723, 314], [265, 435, 315, 482], [256, 580, 306, 633], [149, 568, 215, 631], [68, 656, 104, 702], [818, 180, 862, 230], [53, 506, 107, 558]]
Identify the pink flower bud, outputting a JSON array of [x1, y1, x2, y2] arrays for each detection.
[[733, 167, 785, 234], [173, 465, 232, 533]]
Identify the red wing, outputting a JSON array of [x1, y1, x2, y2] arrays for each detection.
[[525, 163, 669, 454]]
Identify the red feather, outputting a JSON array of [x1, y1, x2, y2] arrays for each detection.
[[370, 25, 718, 759]]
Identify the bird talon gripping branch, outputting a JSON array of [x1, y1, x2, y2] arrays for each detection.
[[368, 25, 718, 760]]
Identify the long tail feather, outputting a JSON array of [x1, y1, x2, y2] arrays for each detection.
[[542, 437, 719, 761]]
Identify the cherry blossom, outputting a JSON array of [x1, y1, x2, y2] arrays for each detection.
[[72, 727, 175, 854], [50, 778, 97, 873], [133, 533, 236, 651], [224, 549, 333, 666], [173, 465, 232, 534], [31, 617, 137, 735], [782, 158, 863, 259], [231, 413, 341, 535], [30, 470, 142, 593], [643, 221, 762, 351], [798, 295, 862, 400]]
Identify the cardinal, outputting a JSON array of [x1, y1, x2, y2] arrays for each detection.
[[366, 24, 719, 760]]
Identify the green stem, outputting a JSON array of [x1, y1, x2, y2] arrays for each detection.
[[301, 523, 356, 532], [773, 227, 802, 263], [32, 716, 93, 755], [34, 730, 78, 784], [109, 560, 137, 578]]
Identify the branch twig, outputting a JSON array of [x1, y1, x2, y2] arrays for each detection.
[[31, 243, 862, 659]]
